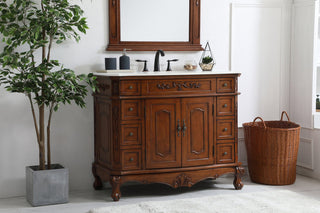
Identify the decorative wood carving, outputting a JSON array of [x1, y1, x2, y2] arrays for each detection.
[[233, 166, 245, 190], [106, 0, 202, 51], [99, 84, 110, 92], [157, 82, 201, 90], [173, 173, 193, 188], [110, 176, 121, 201]]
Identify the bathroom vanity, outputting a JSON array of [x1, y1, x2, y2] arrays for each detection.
[[92, 71, 244, 201]]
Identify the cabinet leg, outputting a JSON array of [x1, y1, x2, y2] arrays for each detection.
[[92, 164, 103, 190], [233, 166, 245, 190], [110, 176, 121, 201]]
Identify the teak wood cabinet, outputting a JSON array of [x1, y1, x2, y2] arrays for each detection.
[[92, 73, 244, 201]]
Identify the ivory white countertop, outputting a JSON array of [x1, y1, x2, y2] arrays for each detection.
[[94, 70, 241, 77]]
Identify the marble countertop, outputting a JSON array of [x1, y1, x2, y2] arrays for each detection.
[[94, 70, 241, 77]]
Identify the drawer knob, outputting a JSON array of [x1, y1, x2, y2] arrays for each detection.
[[129, 107, 134, 111], [223, 83, 228, 87], [129, 85, 133, 90], [223, 128, 228, 132], [129, 132, 134, 136], [129, 157, 134, 162], [223, 152, 228, 156], [223, 104, 228, 108]]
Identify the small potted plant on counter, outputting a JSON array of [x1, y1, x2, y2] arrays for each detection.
[[0, 0, 96, 206], [200, 56, 215, 71], [199, 41, 215, 71]]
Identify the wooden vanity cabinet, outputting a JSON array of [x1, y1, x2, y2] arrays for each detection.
[[92, 74, 244, 201]]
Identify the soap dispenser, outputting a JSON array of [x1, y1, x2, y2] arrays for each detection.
[[119, 49, 130, 70]]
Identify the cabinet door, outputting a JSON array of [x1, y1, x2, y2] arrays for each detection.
[[181, 97, 214, 167], [145, 99, 181, 169]]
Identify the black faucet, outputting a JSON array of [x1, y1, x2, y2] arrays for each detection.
[[154, 50, 165, 71]]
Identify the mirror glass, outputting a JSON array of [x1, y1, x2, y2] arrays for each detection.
[[120, 0, 189, 42]]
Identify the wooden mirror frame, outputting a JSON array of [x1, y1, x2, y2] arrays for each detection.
[[106, 0, 203, 51]]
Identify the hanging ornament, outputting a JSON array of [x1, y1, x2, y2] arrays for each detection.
[[199, 41, 215, 71]]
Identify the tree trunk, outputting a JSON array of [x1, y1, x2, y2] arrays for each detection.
[[47, 126, 51, 169], [39, 104, 46, 170]]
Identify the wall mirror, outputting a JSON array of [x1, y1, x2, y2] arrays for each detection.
[[107, 0, 202, 51]]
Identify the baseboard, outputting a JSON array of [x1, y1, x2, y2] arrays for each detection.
[[296, 166, 320, 181]]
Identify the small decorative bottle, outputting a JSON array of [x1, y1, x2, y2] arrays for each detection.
[[119, 49, 130, 70]]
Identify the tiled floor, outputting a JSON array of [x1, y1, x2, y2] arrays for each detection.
[[0, 174, 320, 213]]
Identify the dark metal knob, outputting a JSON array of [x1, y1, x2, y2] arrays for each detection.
[[223, 104, 228, 108], [182, 119, 187, 136], [129, 107, 133, 111], [129, 132, 134, 136], [223, 128, 228, 132], [223, 152, 228, 156], [223, 83, 228, 87], [177, 120, 181, 136], [129, 85, 133, 89], [129, 158, 134, 162]]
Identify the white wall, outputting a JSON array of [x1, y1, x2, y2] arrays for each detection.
[[0, 0, 292, 198], [291, 0, 320, 181]]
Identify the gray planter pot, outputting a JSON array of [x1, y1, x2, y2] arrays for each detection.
[[26, 164, 69, 206]]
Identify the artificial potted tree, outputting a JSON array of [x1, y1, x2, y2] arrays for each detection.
[[0, 0, 96, 206]]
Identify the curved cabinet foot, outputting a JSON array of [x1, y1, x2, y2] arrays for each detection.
[[110, 176, 121, 201], [93, 177, 103, 190], [233, 166, 245, 190], [92, 164, 103, 190]]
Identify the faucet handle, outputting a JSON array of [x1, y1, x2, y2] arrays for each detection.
[[166, 59, 179, 71], [136, 60, 149, 72]]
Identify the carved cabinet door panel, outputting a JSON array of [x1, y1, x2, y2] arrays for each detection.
[[181, 97, 214, 167], [145, 99, 182, 169]]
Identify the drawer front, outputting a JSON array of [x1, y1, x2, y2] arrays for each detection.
[[217, 78, 235, 93], [217, 96, 235, 116], [121, 100, 142, 120], [120, 81, 141, 95], [217, 143, 235, 164], [146, 79, 214, 94], [217, 119, 235, 139], [121, 149, 141, 170], [121, 124, 141, 146]]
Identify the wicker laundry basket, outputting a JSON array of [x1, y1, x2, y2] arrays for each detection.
[[242, 111, 301, 185]]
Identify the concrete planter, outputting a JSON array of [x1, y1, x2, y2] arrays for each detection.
[[26, 164, 69, 206]]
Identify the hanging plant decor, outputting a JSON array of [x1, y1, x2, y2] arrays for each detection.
[[199, 41, 216, 71]]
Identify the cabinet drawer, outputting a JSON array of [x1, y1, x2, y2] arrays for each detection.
[[121, 123, 141, 146], [121, 149, 141, 170], [120, 81, 141, 95], [121, 100, 142, 120], [217, 119, 235, 139], [217, 96, 235, 116], [217, 78, 235, 93], [217, 143, 235, 164], [146, 79, 213, 94]]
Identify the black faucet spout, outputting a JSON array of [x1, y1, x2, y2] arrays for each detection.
[[154, 50, 165, 71]]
